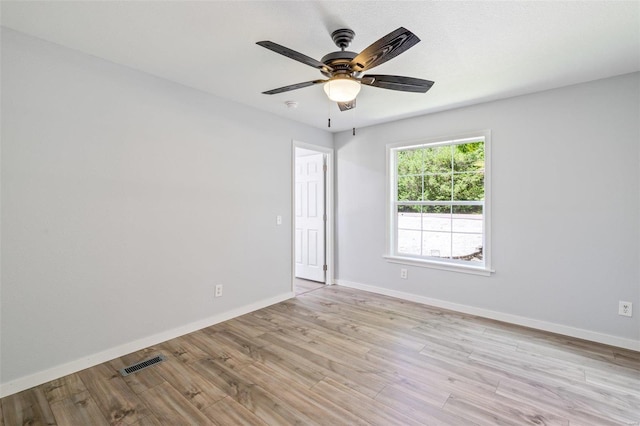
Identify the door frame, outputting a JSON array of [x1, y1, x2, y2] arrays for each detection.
[[292, 140, 334, 289]]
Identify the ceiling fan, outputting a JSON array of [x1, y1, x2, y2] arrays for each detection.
[[257, 27, 434, 111]]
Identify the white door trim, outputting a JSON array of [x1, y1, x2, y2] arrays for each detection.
[[292, 141, 334, 289]]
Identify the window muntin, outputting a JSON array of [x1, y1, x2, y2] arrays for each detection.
[[389, 134, 490, 271]]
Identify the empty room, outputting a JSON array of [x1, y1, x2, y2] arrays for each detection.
[[1, 1, 639, 425]]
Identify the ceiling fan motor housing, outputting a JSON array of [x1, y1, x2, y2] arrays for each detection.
[[320, 50, 358, 78]]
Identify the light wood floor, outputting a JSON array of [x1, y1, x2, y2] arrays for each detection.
[[2, 285, 639, 425], [294, 278, 325, 296]]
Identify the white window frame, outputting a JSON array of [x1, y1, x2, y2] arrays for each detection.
[[384, 130, 493, 276]]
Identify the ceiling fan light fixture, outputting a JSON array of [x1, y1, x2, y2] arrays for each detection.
[[323, 78, 361, 102]]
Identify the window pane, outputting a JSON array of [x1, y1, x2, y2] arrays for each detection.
[[422, 231, 451, 258], [453, 141, 484, 173], [452, 233, 483, 261], [453, 172, 484, 201], [397, 149, 422, 176], [423, 174, 452, 201], [390, 135, 488, 268], [397, 175, 422, 201], [423, 146, 452, 174], [397, 205, 421, 231], [452, 205, 483, 233], [422, 206, 451, 232], [398, 230, 421, 255]]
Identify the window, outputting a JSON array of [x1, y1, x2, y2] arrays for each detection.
[[386, 131, 491, 275]]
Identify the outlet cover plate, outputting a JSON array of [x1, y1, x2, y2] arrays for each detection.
[[618, 301, 632, 317]]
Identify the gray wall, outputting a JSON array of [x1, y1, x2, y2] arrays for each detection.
[[335, 72, 640, 345], [1, 29, 332, 388]]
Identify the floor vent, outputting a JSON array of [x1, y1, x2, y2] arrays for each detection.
[[120, 354, 166, 376]]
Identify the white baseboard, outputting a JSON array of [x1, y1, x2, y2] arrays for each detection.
[[0, 292, 294, 398], [336, 280, 640, 352]]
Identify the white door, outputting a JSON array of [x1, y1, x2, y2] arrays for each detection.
[[295, 152, 326, 282]]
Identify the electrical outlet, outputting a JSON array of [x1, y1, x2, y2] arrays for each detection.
[[215, 284, 223, 298], [400, 268, 408, 279], [618, 301, 632, 317], [276, 215, 282, 225]]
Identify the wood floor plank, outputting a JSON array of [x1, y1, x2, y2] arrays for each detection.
[[138, 382, 212, 425], [311, 377, 424, 426], [487, 348, 640, 416], [514, 334, 624, 367], [417, 334, 477, 362], [442, 393, 570, 426], [201, 328, 327, 388], [153, 354, 227, 410], [181, 330, 255, 370], [413, 321, 520, 353], [128, 414, 164, 426], [294, 279, 324, 295], [307, 287, 478, 334], [368, 344, 501, 393], [202, 396, 269, 426], [297, 290, 426, 330], [199, 328, 269, 362], [239, 363, 369, 426], [248, 335, 379, 398], [243, 343, 327, 389], [265, 300, 426, 351], [77, 362, 150, 425], [1, 387, 57, 426], [392, 371, 499, 411], [40, 373, 87, 404], [254, 320, 395, 381], [378, 380, 451, 411], [584, 366, 640, 398], [157, 334, 212, 365], [496, 377, 639, 425], [317, 286, 457, 324], [232, 312, 285, 335], [276, 298, 429, 351], [248, 308, 373, 356], [49, 390, 109, 426], [512, 340, 638, 378], [468, 346, 588, 383], [191, 358, 308, 425], [221, 317, 272, 339], [257, 330, 391, 398], [374, 383, 470, 425]]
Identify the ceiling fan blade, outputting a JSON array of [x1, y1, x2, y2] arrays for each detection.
[[350, 27, 420, 73], [361, 74, 434, 93], [257, 41, 333, 73], [337, 99, 356, 111], [262, 80, 326, 95]]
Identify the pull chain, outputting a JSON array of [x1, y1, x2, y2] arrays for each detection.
[[352, 101, 357, 135]]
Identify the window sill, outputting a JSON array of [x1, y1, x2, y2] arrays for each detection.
[[383, 255, 494, 276]]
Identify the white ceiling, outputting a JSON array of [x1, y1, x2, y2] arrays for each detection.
[[2, 1, 639, 133]]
